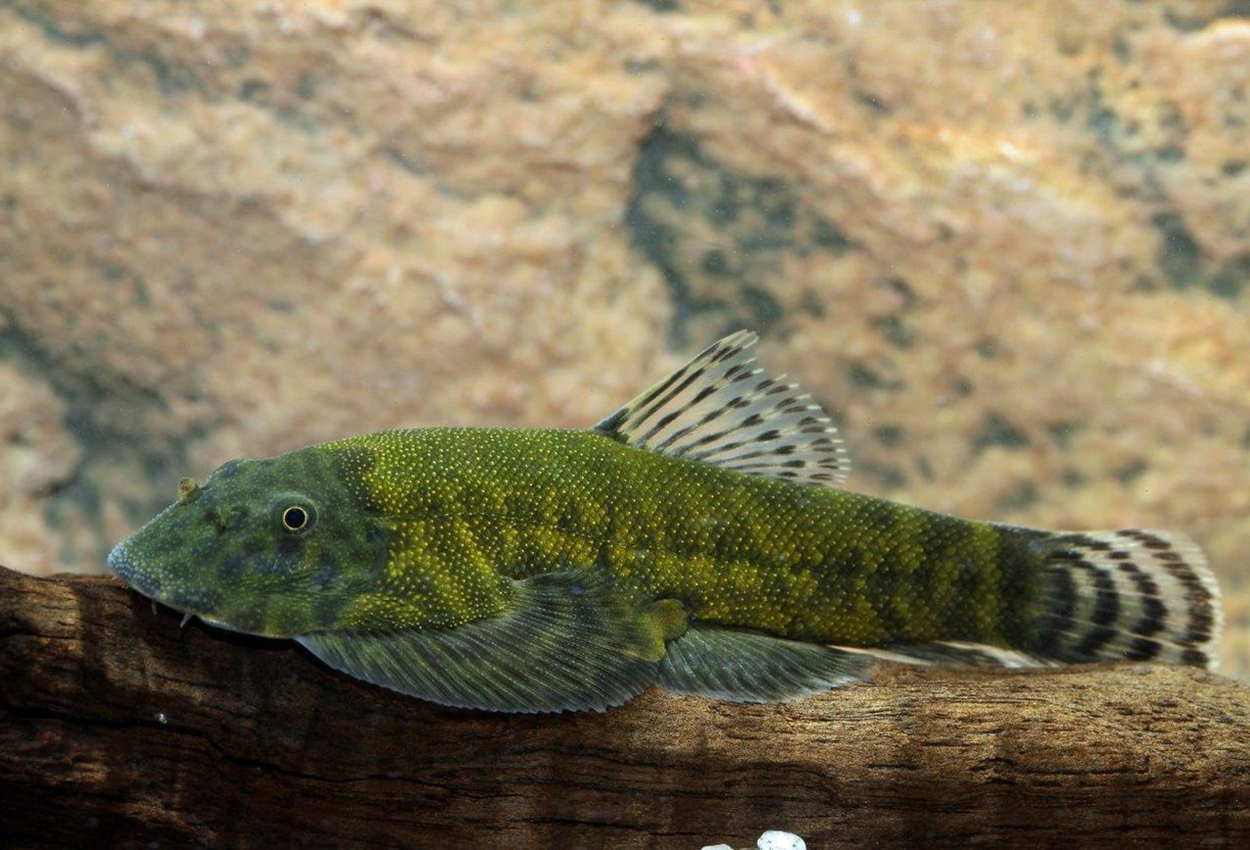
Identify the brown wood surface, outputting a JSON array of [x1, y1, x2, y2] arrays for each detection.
[[2, 566, 1249, 849]]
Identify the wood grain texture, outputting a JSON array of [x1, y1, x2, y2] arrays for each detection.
[[2, 566, 1249, 849]]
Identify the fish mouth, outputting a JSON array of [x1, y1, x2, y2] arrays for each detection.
[[108, 541, 211, 615]]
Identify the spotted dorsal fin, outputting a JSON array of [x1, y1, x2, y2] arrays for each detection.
[[594, 331, 850, 487]]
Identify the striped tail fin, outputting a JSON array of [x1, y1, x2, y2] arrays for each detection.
[[1028, 528, 1223, 669]]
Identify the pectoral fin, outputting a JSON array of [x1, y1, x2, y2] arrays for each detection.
[[657, 623, 871, 702], [297, 570, 676, 713]]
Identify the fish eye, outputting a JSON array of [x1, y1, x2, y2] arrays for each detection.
[[280, 504, 315, 534]]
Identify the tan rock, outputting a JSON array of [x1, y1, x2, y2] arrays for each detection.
[[0, 361, 81, 575]]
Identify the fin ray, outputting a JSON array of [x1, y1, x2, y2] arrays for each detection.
[[657, 623, 870, 702], [1016, 527, 1223, 669], [297, 570, 663, 713], [853, 641, 1051, 669], [595, 331, 850, 488]]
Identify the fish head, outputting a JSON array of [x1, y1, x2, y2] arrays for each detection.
[[108, 446, 388, 637]]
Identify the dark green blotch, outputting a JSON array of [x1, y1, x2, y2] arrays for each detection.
[[220, 555, 246, 581], [312, 594, 346, 629], [1047, 421, 1079, 447], [853, 88, 889, 114], [313, 551, 340, 591], [741, 287, 782, 329], [999, 481, 1039, 512], [701, 248, 732, 277], [1154, 212, 1202, 290], [626, 123, 858, 343], [852, 458, 906, 490], [1113, 457, 1148, 485], [872, 315, 914, 348], [1209, 253, 1249, 299], [872, 425, 906, 447], [276, 536, 304, 563], [14, 6, 106, 48], [1156, 145, 1184, 163], [845, 362, 885, 389], [973, 413, 1030, 452], [165, 589, 219, 614]]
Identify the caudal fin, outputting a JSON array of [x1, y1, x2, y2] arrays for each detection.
[[1028, 528, 1223, 669]]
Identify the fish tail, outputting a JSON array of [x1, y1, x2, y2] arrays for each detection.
[[1025, 528, 1223, 669]]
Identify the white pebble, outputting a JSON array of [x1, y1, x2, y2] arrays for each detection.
[[700, 845, 733, 850], [758, 831, 806, 850]]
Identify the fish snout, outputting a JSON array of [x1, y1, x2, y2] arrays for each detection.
[[107, 540, 133, 580], [108, 540, 162, 598]]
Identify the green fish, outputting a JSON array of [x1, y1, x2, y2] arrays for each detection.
[[108, 332, 1223, 712]]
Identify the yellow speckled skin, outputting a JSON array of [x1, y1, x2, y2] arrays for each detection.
[[321, 427, 1041, 650]]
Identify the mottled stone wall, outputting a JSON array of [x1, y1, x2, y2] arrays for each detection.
[[1, 0, 1247, 674]]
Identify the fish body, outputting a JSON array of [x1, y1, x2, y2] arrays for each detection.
[[288, 427, 1033, 647], [109, 332, 1223, 712]]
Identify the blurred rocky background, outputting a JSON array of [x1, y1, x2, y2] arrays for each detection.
[[1, 0, 1247, 676]]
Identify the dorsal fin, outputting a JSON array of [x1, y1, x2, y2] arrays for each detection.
[[594, 331, 850, 487]]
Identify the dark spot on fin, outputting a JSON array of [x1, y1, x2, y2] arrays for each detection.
[[591, 330, 851, 488], [1006, 526, 1223, 670]]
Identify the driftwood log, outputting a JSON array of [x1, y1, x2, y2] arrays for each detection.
[[2, 566, 1249, 849]]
